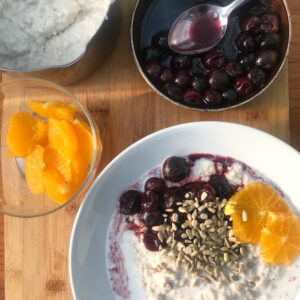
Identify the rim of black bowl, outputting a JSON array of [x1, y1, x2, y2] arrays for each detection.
[[130, 0, 292, 112]]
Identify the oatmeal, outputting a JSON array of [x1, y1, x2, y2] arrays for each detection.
[[107, 154, 300, 300]]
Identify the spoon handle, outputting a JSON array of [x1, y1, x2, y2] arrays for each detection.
[[224, 0, 249, 17]]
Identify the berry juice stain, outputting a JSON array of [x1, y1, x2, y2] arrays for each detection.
[[189, 13, 222, 45]]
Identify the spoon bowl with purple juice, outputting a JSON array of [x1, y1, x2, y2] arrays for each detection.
[[168, 0, 248, 55]]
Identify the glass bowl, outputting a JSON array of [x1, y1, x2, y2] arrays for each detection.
[[0, 78, 102, 217]]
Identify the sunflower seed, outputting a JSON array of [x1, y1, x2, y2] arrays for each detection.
[[187, 213, 192, 221], [181, 222, 189, 229], [200, 223, 206, 231], [178, 207, 187, 213], [240, 247, 246, 256], [200, 213, 208, 220], [185, 193, 190, 199], [208, 207, 216, 214], [204, 219, 213, 227], [203, 249, 211, 255], [201, 192, 208, 201], [198, 205, 207, 212], [176, 202, 183, 206], [172, 222, 177, 231], [224, 252, 229, 263], [199, 231, 207, 239], [152, 226, 161, 232], [158, 232, 164, 243], [224, 238, 231, 248], [191, 219, 198, 228]]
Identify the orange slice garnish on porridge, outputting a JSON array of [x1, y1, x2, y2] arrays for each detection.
[[260, 212, 300, 265], [224, 182, 291, 243]]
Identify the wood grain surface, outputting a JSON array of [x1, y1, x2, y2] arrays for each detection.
[[0, 0, 300, 299]]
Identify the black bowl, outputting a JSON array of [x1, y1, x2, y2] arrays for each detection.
[[131, 0, 291, 111]]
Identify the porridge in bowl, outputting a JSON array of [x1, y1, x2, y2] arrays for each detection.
[[106, 154, 300, 300]]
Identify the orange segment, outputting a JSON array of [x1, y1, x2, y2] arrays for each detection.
[[260, 212, 300, 265], [28, 100, 76, 121], [33, 120, 48, 145], [43, 168, 71, 204], [48, 118, 78, 162], [72, 119, 94, 165], [44, 147, 72, 182], [224, 182, 291, 243], [6, 112, 37, 157], [69, 151, 89, 191], [25, 145, 46, 194]]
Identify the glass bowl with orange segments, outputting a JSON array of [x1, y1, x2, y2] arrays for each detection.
[[0, 78, 102, 217]]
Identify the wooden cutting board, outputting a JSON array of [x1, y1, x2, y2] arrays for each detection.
[[2, 0, 289, 299]]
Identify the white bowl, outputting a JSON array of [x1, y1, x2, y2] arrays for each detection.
[[69, 122, 300, 300]]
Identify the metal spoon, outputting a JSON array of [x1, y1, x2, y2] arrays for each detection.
[[168, 0, 248, 55]]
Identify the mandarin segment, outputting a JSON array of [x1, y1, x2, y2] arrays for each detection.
[[6, 112, 37, 157], [28, 100, 76, 121], [260, 212, 300, 265], [43, 168, 71, 204], [69, 151, 89, 191], [33, 120, 48, 145], [72, 119, 94, 165], [44, 147, 72, 182], [48, 118, 78, 162], [25, 145, 46, 194], [224, 182, 291, 243]]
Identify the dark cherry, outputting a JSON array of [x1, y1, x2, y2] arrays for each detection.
[[141, 190, 161, 212], [202, 89, 222, 106], [247, 68, 266, 87], [197, 184, 216, 203], [183, 182, 202, 198], [143, 47, 162, 61], [172, 55, 191, 69], [165, 85, 183, 101], [183, 90, 203, 106], [160, 54, 174, 68], [259, 33, 281, 48], [203, 47, 227, 70], [236, 33, 256, 52], [145, 60, 161, 79], [259, 12, 279, 34], [163, 188, 182, 209], [174, 70, 191, 88], [160, 68, 174, 83], [209, 175, 233, 199], [222, 89, 238, 103], [143, 231, 161, 251], [192, 76, 207, 92], [208, 70, 230, 91], [241, 15, 261, 34], [162, 156, 190, 182], [234, 77, 255, 97], [145, 177, 167, 193], [152, 31, 170, 51], [141, 211, 163, 226], [255, 49, 278, 70], [225, 62, 244, 79], [119, 190, 142, 215], [189, 57, 208, 76], [236, 53, 255, 70]]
